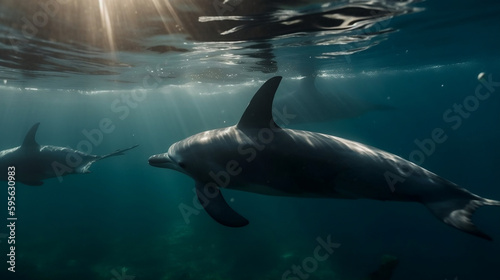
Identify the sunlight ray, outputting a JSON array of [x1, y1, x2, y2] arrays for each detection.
[[98, 0, 116, 54]]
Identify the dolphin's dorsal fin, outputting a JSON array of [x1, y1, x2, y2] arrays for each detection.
[[237, 76, 282, 130], [22, 123, 41, 149]]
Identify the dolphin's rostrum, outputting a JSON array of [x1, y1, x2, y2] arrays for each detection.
[[0, 123, 138, 186], [149, 76, 500, 240]]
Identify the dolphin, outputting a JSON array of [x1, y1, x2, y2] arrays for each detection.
[[148, 76, 500, 240], [0, 123, 138, 186]]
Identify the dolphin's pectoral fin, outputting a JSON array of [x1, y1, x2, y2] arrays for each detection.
[[21, 122, 41, 150], [195, 181, 249, 227], [424, 196, 500, 241]]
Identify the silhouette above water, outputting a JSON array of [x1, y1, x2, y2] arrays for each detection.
[[274, 75, 394, 124]]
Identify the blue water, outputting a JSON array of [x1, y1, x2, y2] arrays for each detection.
[[1, 0, 500, 279]]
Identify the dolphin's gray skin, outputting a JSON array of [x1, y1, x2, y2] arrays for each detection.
[[0, 123, 138, 186], [149, 76, 500, 240]]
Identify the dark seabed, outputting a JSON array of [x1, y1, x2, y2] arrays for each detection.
[[1, 0, 500, 279]]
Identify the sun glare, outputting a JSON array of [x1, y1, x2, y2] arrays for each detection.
[[98, 0, 116, 53], [65, 0, 190, 53]]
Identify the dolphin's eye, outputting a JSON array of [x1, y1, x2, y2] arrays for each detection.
[[178, 162, 187, 169]]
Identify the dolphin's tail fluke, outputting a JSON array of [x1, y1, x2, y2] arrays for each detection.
[[100, 144, 139, 160], [423, 189, 500, 241]]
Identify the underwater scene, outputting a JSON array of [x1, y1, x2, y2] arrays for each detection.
[[1, 0, 500, 279]]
